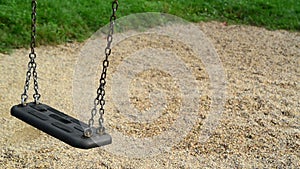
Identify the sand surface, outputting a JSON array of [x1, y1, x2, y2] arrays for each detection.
[[0, 21, 299, 168]]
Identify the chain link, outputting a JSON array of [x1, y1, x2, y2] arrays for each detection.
[[84, 0, 119, 137], [21, 0, 41, 105]]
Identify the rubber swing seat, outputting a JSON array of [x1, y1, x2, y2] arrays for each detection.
[[10, 102, 112, 149]]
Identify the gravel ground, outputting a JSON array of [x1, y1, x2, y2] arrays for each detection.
[[0, 21, 299, 168]]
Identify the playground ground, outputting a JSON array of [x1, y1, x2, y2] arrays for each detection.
[[0, 21, 299, 168]]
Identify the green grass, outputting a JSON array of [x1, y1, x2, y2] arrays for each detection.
[[1, 0, 299, 53]]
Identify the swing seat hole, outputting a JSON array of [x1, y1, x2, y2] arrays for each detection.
[[49, 114, 72, 124]]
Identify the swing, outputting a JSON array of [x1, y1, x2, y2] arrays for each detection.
[[10, 0, 119, 149]]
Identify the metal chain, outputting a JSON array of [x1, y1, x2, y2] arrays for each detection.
[[21, 0, 41, 106], [84, 0, 119, 137]]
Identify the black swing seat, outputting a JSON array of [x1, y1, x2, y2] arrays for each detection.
[[11, 102, 112, 149]]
